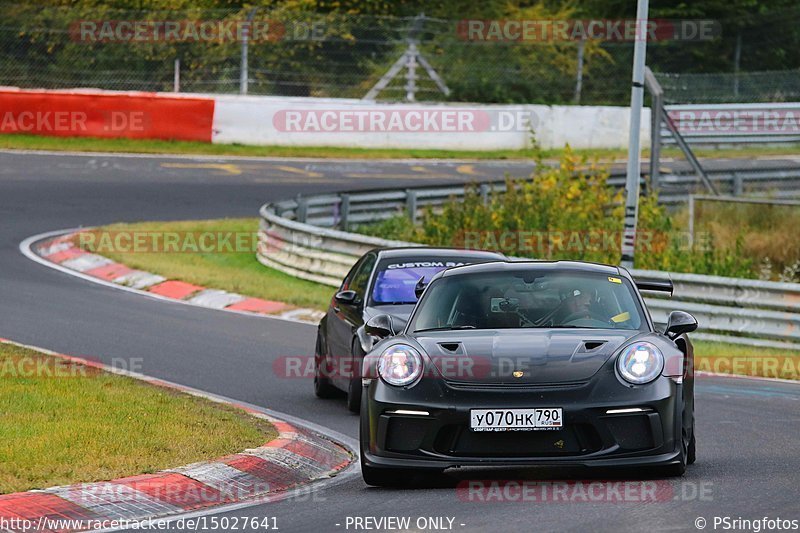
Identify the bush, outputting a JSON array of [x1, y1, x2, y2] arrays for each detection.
[[357, 147, 763, 279]]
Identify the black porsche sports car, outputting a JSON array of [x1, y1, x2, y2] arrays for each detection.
[[359, 260, 698, 486], [314, 247, 506, 411]]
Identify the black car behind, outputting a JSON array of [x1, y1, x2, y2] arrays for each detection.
[[314, 247, 505, 411]]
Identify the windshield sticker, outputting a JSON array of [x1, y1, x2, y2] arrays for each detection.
[[611, 311, 631, 323], [387, 261, 467, 269]]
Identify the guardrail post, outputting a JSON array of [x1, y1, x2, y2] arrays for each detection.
[[732, 172, 743, 196], [688, 195, 695, 248], [339, 194, 350, 231], [296, 196, 308, 223], [645, 67, 663, 193], [480, 183, 491, 205], [406, 189, 418, 224]]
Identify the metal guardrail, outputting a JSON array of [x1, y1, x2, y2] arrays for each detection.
[[258, 187, 800, 350], [646, 69, 800, 199], [657, 166, 800, 203], [662, 103, 800, 145]]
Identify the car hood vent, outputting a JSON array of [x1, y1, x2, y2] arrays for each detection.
[[416, 329, 637, 385]]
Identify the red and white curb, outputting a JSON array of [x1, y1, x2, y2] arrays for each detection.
[[0, 338, 355, 533], [21, 229, 326, 325]]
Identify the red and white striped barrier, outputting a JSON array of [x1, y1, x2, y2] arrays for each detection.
[[32, 231, 325, 324], [0, 88, 214, 142], [1, 87, 650, 150]]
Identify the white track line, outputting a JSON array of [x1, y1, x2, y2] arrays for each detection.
[[696, 371, 800, 386]]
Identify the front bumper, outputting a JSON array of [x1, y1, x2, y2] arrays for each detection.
[[361, 366, 684, 470]]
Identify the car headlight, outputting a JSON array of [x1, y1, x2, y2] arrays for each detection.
[[378, 344, 423, 386], [617, 342, 664, 385]]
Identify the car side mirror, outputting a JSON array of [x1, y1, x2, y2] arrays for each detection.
[[665, 311, 698, 339], [365, 314, 399, 339], [334, 290, 360, 307], [414, 277, 428, 300]]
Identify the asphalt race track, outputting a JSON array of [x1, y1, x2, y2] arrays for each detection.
[[1, 150, 798, 533]]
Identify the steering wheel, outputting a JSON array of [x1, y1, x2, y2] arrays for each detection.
[[558, 310, 613, 326]]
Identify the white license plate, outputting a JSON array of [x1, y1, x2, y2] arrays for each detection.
[[470, 408, 563, 432]]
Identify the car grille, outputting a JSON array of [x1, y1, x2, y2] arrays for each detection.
[[443, 380, 588, 391], [434, 424, 602, 457]]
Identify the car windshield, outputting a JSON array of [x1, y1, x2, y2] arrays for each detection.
[[370, 257, 480, 305], [410, 269, 646, 331]]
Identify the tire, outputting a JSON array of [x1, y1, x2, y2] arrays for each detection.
[[687, 425, 696, 465], [346, 340, 364, 413], [361, 463, 411, 487], [662, 426, 689, 477], [313, 331, 338, 399]]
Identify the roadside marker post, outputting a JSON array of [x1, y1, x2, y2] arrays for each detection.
[[621, 0, 650, 269]]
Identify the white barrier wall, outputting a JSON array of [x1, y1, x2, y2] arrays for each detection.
[[0, 87, 650, 151], [211, 94, 650, 151]]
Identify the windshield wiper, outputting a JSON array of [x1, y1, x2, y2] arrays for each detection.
[[413, 325, 477, 333]]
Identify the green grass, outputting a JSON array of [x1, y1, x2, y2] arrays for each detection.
[[0, 342, 277, 493], [693, 340, 800, 380], [3, 132, 800, 161], [78, 218, 334, 311]]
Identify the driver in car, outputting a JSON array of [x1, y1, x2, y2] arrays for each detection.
[[545, 286, 598, 326]]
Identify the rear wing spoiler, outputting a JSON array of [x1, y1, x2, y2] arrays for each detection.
[[633, 278, 673, 297]]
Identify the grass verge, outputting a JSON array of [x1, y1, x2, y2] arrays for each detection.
[[77, 218, 334, 311], [3, 133, 800, 161], [0, 342, 277, 494], [693, 340, 800, 381]]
